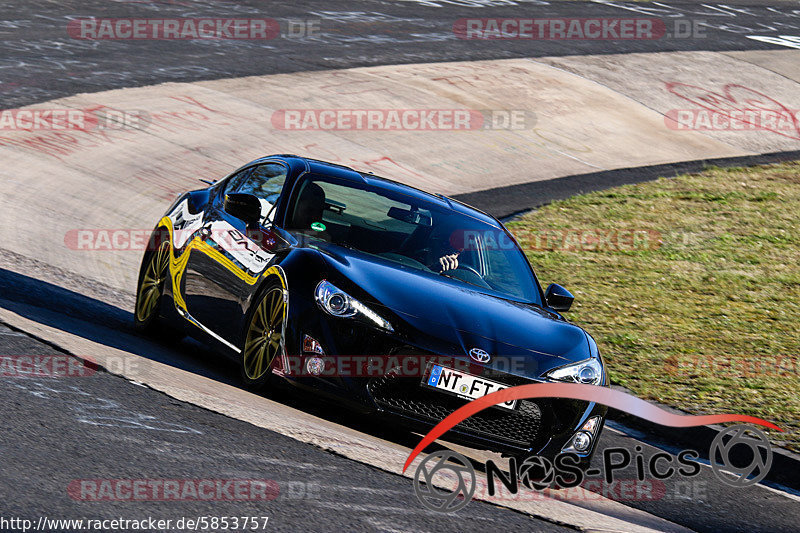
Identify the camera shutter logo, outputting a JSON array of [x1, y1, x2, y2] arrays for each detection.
[[709, 424, 773, 487], [518, 455, 555, 491], [413, 450, 476, 512]]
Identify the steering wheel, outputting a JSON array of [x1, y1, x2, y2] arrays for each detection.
[[442, 263, 481, 278], [441, 263, 492, 289]]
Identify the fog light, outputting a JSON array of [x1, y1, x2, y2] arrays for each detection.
[[561, 416, 601, 454], [306, 357, 325, 376], [571, 431, 592, 452], [302, 335, 325, 355]]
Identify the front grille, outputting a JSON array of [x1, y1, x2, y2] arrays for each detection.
[[367, 372, 544, 448]]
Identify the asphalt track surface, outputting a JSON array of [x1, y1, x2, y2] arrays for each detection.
[[0, 322, 578, 533], [2, 1, 800, 532], [1, 269, 798, 532], [2, 0, 800, 109]]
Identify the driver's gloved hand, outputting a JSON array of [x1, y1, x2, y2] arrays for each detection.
[[437, 252, 460, 272]]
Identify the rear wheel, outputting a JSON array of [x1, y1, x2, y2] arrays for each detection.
[[134, 239, 171, 332], [241, 281, 286, 390]]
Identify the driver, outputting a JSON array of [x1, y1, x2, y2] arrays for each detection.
[[426, 235, 462, 273], [408, 224, 463, 273], [437, 250, 460, 272]]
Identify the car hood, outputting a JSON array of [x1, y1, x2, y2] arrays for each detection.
[[316, 245, 591, 374]]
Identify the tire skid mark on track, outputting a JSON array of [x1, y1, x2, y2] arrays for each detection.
[[5, 376, 203, 434]]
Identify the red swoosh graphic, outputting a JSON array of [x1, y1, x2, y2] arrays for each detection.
[[402, 383, 781, 473]]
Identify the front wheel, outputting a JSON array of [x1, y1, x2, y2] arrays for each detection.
[[134, 239, 171, 332], [240, 281, 286, 390]]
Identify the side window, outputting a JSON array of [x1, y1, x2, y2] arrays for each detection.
[[223, 163, 288, 225], [223, 167, 255, 196]]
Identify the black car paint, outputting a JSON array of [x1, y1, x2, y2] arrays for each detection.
[[146, 154, 608, 459]]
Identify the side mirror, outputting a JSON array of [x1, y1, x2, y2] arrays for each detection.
[[544, 283, 574, 312], [224, 193, 261, 226]]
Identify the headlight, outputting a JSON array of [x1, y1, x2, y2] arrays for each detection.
[[314, 280, 393, 332], [546, 358, 602, 385]]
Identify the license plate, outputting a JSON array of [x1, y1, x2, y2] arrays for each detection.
[[424, 364, 517, 410]]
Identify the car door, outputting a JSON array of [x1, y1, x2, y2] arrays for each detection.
[[183, 162, 289, 345]]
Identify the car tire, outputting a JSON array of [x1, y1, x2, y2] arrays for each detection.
[[134, 237, 171, 334], [240, 279, 286, 391]]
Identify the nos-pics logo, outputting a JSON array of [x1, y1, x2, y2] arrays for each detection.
[[412, 424, 773, 512]]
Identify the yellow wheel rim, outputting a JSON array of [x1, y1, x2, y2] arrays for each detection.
[[135, 240, 170, 323], [243, 287, 285, 380]]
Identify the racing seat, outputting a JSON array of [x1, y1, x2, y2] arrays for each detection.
[[289, 182, 326, 230]]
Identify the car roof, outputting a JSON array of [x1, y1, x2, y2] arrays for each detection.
[[251, 154, 501, 228]]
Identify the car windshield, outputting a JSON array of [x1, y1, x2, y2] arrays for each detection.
[[286, 174, 541, 303]]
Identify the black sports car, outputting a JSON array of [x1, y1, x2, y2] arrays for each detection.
[[134, 154, 608, 462]]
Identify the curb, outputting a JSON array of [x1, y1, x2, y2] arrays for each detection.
[[452, 150, 800, 219]]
